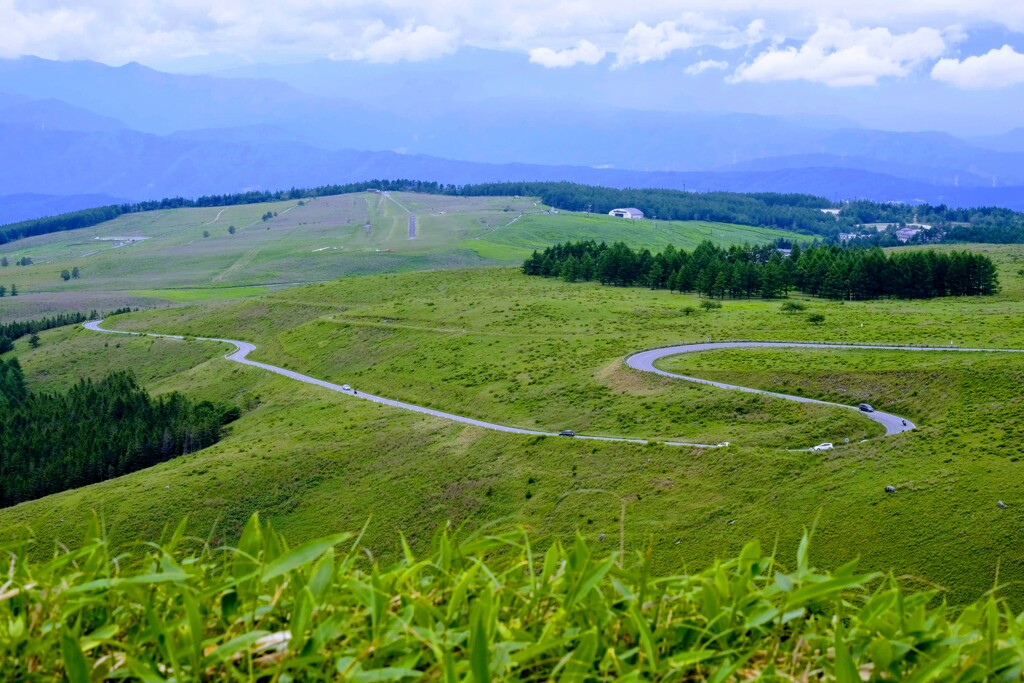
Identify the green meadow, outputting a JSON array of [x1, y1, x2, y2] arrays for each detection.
[[1, 239, 1023, 608]]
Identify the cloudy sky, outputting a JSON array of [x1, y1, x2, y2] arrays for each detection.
[[2, 0, 1024, 91]]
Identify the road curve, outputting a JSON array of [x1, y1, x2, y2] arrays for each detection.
[[83, 320, 718, 448], [86, 322, 1022, 447], [627, 341, 1024, 436]]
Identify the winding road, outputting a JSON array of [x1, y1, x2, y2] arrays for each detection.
[[627, 341, 1023, 434], [84, 321, 1022, 448], [84, 321, 716, 448]]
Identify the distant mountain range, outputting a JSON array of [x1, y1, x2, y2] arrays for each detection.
[[1, 55, 1024, 223]]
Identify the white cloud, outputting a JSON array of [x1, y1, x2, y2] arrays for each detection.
[[352, 23, 458, 63], [0, 0, 1022, 76], [529, 40, 604, 68], [730, 22, 950, 86], [614, 14, 764, 68], [932, 45, 1024, 89], [685, 59, 729, 75]]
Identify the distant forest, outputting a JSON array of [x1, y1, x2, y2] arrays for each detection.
[[3, 180, 1024, 246], [524, 240, 1000, 300], [0, 357, 239, 507], [0, 308, 132, 353]]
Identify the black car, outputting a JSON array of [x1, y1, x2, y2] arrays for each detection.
[[859, 403, 875, 412], [558, 430, 576, 437]]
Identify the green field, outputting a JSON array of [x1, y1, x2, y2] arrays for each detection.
[[0, 191, 805, 321], [2, 242, 1024, 608]]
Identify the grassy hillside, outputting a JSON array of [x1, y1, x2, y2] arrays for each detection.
[[0, 191, 803, 321], [2, 243, 1022, 608]]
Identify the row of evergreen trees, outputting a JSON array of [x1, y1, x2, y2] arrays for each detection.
[[523, 241, 1000, 300], [0, 357, 240, 507], [0, 308, 132, 354], [0, 180, 432, 244], [6, 179, 1024, 247]]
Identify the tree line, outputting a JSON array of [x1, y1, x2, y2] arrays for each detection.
[[0, 308, 131, 353], [523, 240, 1000, 300], [6, 180, 1024, 247], [0, 357, 240, 507]]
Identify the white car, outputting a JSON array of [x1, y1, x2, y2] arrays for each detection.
[[812, 442, 834, 451], [342, 384, 352, 391]]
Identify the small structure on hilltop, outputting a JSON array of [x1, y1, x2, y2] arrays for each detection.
[[609, 208, 644, 219]]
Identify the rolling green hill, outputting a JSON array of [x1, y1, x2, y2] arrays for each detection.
[[2, 243, 1023, 608], [0, 191, 804, 321]]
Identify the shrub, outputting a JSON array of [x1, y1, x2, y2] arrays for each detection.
[[807, 312, 826, 325], [780, 300, 807, 313], [699, 300, 722, 312]]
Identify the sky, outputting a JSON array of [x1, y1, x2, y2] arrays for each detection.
[[1, 1, 1023, 132]]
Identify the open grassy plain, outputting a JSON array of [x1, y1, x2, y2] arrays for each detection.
[[0, 191, 805, 321], [1, 243, 1023, 606]]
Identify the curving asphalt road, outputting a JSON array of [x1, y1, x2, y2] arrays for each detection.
[[83, 320, 718, 448], [85, 321, 1022, 448], [627, 341, 1024, 436]]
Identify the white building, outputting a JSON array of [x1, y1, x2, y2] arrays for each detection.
[[609, 207, 644, 219], [896, 227, 921, 243]]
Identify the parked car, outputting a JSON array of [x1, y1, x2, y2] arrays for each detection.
[[812, 442, 834, 451], [859, 403, 875, 412], [558, 430, 576, 437], [342, 384, 352, 391]]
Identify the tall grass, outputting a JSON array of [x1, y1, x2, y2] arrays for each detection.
[[2, 515, 1023, 680]]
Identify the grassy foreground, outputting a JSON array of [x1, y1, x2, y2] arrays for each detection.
[[5, 515, 1024, 681]]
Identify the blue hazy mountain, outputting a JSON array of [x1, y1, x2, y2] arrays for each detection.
[[0, 97, 126, 132], [3, 54, 1024, 220], [2, 121, 1023, 212]]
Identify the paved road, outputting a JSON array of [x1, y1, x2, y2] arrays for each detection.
[[83, 321, 719, 448], [628, 341, 1024, 436], [86, 322, 1021, 447]]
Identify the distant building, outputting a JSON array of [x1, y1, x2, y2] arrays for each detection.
[[896, 228, 921, 243], [838, 232, 860, 242], [609, 207, 644, 219], [820, 208, 841, 216]]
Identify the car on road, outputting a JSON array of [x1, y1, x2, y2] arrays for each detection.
[[859, 403, 875, 412], [812, 442, 834, 451], [558, 430, 576, 437], [342, 384, 352, 391]]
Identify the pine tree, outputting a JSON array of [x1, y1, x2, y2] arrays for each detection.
[[560, 256, 580, 283], [647, 262, 664, 289]]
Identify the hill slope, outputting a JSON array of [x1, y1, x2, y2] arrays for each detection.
[[0, 191, 803, 320], [2, 247, 1023, 606]]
